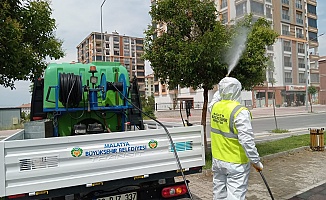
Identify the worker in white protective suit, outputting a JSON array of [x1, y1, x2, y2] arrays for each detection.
[[209, 77, 263, 200]]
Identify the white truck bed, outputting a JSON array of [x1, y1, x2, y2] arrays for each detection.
[[0, 125, 205, 197]]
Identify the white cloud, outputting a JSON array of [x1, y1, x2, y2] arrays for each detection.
[[0, 1, 152, 107]]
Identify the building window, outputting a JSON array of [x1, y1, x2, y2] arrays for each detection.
[[155, 85, 159, 92], [137, 65, 144, 70], [268, 70, 274, 83], [124, 51, 130, 56], [299, 73, 305, 83], [250, 1, 264, 16], [266, 7, 272, 18], [114, 50, 119, 56], [298, 43, 305, 54], [221, 12, 228, 24], [136, 39, 143, 44], [221, 0, 227, 9], [311, 73, 319, 83], [285, 72, 292, 83], [298, 58, 305, 68], [282, 0, 289, 5], [113, 37, 119, 42], [307, 4, 316, 15], [136, 46, 143, 51], [282, 9, 290, 20], [123, 37, 129, 43], [284, 56, 292, 67], [296, 0, 302, 9], [124, 58, 130, 64], [284, 40, 291, 52], [137, 72, 145, 76], [296, 12, 303, 25], [114, 44, 119, 49], [95, 34, 102, 39], [114, 57, 120, 62], [296, 28, 304, 39], [282, 24, 290, 36], [308, 18, 317, 28], [236, 2, 247, 17], [309, 32, 318, 42]]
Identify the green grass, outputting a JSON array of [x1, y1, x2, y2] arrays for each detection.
[[0, 124, 24, 131], [204, 134, 317, 169], [271, 128, 289, 133]]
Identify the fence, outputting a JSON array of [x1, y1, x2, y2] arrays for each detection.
[[152, 100, 252, 111]]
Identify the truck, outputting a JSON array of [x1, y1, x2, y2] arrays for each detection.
[[0, 62, 205, 200]]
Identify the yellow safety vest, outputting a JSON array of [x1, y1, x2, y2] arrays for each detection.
[[210, 100, 250, 164]]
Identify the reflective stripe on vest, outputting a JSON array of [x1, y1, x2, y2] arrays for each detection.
[[210, 100, 249, 164]]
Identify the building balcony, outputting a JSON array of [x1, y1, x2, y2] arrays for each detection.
[[308, 26, 318, 33], [309, 52, 320, 61], [308, 13, 317, 20], [309, 40, 319, 48], [308, 0, 317, 6]]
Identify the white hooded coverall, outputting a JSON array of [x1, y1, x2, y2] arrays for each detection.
[[209, 77, 261, 200]]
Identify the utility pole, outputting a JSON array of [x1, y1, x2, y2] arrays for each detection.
[[101, 0, 107, 62], [305, 33, 324, 111]]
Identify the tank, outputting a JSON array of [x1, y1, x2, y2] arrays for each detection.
[[42, 62, 131, 136]]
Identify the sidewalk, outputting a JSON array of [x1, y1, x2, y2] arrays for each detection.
[[177, 148, 326, 200], [171, 105, 326, 200]]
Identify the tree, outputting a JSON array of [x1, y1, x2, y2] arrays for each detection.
[[308, 86, 317, 113], [144, 0, 278, 151], [0, 0, 64, 88], [140, 95, 156, 119], [266, 58, 278, 130]]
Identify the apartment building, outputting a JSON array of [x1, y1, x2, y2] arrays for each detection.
[[76, 31, 146, 96], [150, 0, 254, 109], [151, 0, 319, 108], [318, 56, 326, 104], [145, 74, 155, 98], [217, 0, 320, 107]]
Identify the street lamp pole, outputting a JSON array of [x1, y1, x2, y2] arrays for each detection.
[[305, 33, 324, 111], [101, 0, 107, 62]]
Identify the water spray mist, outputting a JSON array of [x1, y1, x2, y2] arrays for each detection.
[[225, 27, 249, 77]]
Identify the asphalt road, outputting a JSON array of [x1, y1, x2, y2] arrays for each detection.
[[252, 113, 326, 132], [197, 113, 326, 142], [206, 113, 326, 133]]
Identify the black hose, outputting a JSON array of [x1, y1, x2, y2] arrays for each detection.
[[259, 171, 275, 200], [59, 73, 82, 107], [109, 83, 194, 200]]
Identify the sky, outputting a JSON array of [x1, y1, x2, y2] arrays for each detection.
[[0, 0, 326, 107]]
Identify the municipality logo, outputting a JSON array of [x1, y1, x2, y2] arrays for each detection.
[[148, 140, 158, 149], [71, 147, 83, 157]]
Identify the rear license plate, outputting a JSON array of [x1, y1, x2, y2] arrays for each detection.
[[96, 192, 137, 200]]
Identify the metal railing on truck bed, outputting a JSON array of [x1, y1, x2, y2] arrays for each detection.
[[0, 126, 205, 198]]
